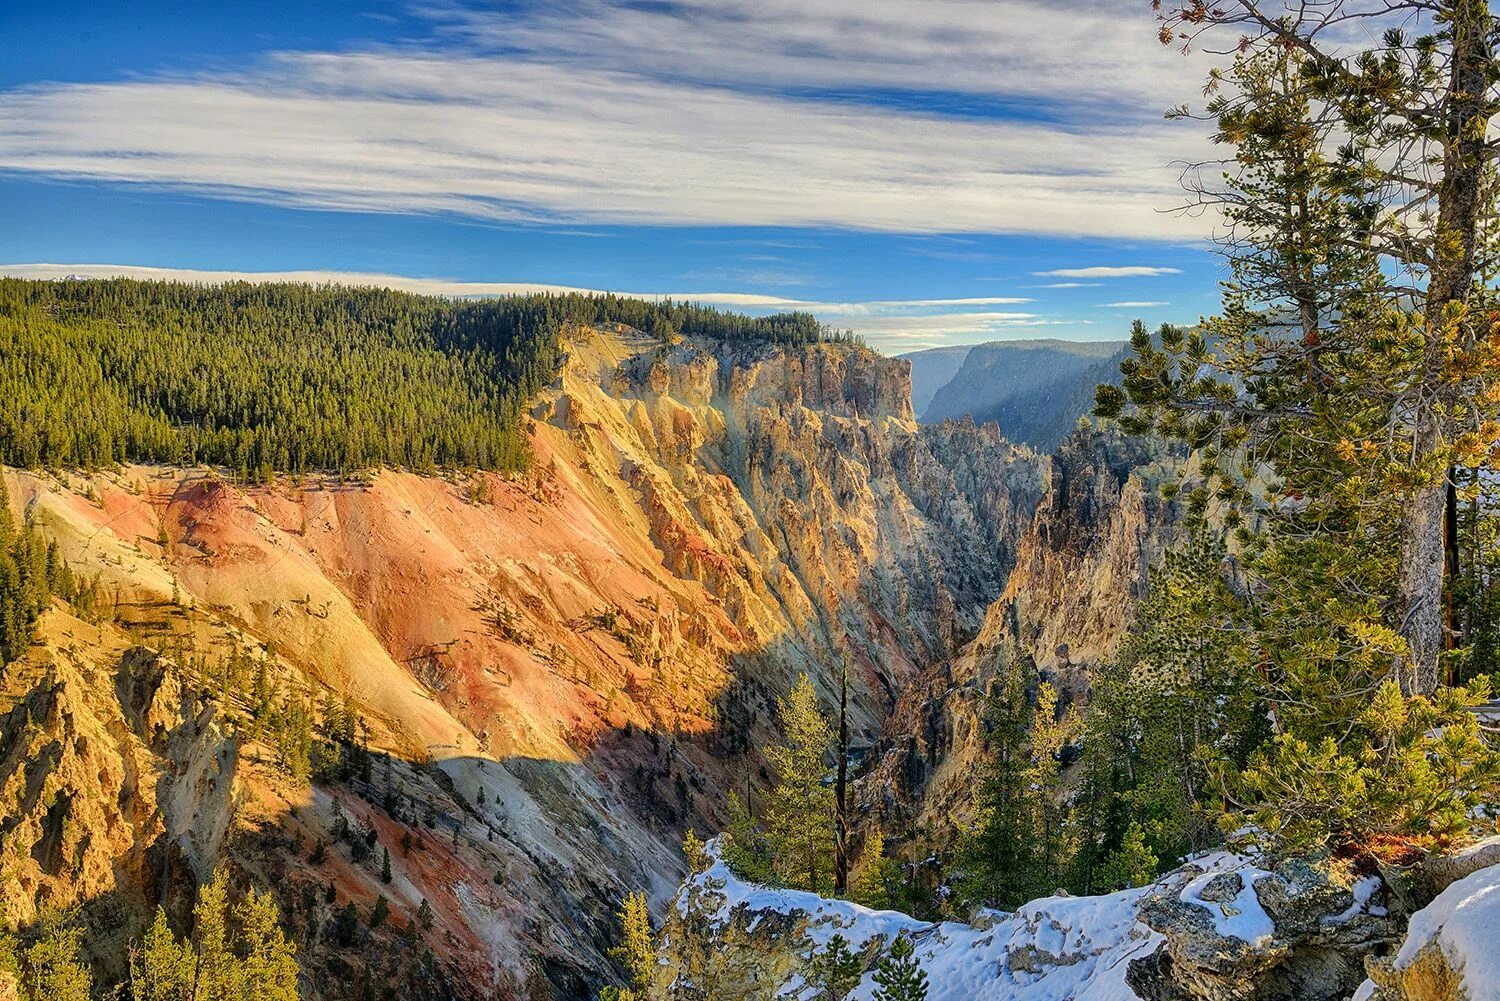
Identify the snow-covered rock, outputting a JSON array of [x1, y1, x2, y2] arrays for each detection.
[[656, 843, 1408, 1001], [1132, 852, 1402, 1001], [1354, 860, 1500, 1001], [657, 844, 1159, 1000]]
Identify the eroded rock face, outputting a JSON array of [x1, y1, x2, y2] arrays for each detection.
[[1002, 430, 1184, 693], [863, 426, 1186, 838], [1354, 850, 1500, 1001], [115, 646, 239, 881], [584, 332, 1049, 748], [711, 340, 914, 422], [0, 625, 237, 976]]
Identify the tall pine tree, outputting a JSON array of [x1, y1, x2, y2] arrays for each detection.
[[765, 674, 836, 893], [609, 890, 655, 999], [1115, 0, 1500, 693]]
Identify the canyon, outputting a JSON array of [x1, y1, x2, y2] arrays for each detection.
[[1, 323, 1162, 999]]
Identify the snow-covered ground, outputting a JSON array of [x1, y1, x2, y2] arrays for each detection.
[[668, 844, 1296, 1001], [1174, 853, 1276, 947]]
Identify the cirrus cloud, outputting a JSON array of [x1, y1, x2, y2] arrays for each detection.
[[0, 1, 1218, 239], [1032, 266, 1184, 278], [436, 0, 1214, 113]]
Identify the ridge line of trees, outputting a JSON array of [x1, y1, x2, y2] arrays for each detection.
[[0, 278, 851, 479]]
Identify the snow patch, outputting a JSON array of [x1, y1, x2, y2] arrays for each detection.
[[1324, 875, 1386, 926], [1175, 853, 1276, 947]]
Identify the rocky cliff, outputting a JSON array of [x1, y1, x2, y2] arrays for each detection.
[[860, 426, 1188, 843], [0, 324, 1051, 999], [0, 616, 237, 977]]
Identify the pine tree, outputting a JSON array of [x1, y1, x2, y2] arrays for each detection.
[[871, 935, 927, 1001], [1095, 823, 1159, 892], [962, 652, 1034, 908], [232, 886, 300, 1001], [128, 869, 300, 1001], [851, 833, 896, 911], [1084, 534, 1268, 868], [721, 789, 774, 884], [370, 895, 390, 929], [1129, 1, 1500, 690], [961, 649, 1080, 909], [1027, 681, 1080, 891], [0, 476, 56, 667], [193, 869, 236, 997], [809, 933, 863, 1001], [1091, 0, 1500, 824], [609, 891, 654, 997], [681, 828, 708, 874], [16, 917, 91, 1001], [417, 898, 435, 930], [1237, 677, 1500, 851], [381, 846, 393, 884], [130, 909, 193, 1001], [0, 934, 20, 1001], [279, 694, 313, 783], [764, 674, 835, 892]]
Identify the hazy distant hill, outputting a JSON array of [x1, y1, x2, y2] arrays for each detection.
[[902, 344, 974, 415], [913, 338, 1128, 452]]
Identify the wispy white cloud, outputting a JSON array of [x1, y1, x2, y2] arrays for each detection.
[[816, 296, 1034, 314], [1098, 300, 1168, 308], [1035, 282, 1104, 288], [814, 310, 1101, 351], [0, 2, 1217, 238], [820, 311, 1038, 332], [1032, 266, 1183, 278], [436, 0, 1212, 114], [1, 262, 633, 299]]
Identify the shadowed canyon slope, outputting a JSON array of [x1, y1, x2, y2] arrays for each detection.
[[0, 324, 1111, 999]]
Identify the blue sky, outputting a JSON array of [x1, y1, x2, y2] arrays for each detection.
[[0, 0, 1227, 353]]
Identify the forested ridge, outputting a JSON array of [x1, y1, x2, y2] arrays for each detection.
[[0, 278, 838, 478]]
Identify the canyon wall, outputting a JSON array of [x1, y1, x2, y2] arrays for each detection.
[[862, 426, 1188, 842]]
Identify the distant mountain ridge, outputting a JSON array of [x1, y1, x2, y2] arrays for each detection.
[[904, 338, 1129, 452], [902, 344, 974, 415]]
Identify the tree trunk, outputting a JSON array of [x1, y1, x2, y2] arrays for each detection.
[[1399, 0, 1493, 692], [1446, 472, 1461, 675], [1396, 478, 1448, 694]]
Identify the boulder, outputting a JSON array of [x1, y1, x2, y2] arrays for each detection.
[[1130, 853, 1403, 1001], [1354, 859, 1500, 1001]]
